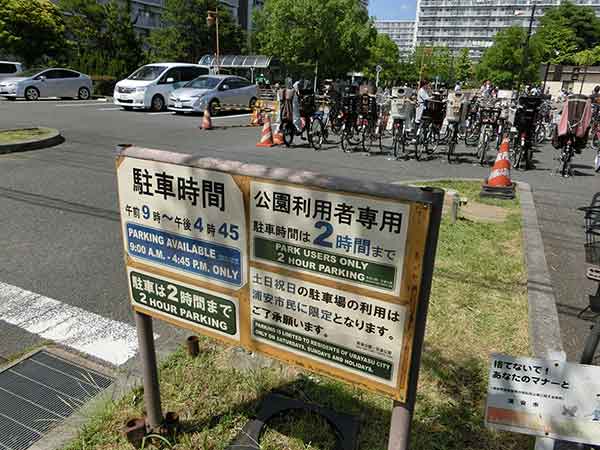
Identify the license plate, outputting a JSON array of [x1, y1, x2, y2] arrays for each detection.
[[119, 94, 130, 100], [175, 101, 182, 108]]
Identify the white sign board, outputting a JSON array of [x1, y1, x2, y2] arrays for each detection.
[[250, 267, 407, 387], [117, 158, 247, 288], [486, 353, 600, 445], [250, 181, 410, 296]]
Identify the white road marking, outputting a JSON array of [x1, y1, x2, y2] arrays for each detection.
[[214, 113, 251, 119], [0, 281, 145, 366], [55, 102, 109, 108]]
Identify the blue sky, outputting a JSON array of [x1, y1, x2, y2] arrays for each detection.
[[368, 0, 416, 20]]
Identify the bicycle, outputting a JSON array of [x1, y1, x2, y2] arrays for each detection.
[[578, 195, 600, 365], [339, 93, 362, 153], [475, 104, 501, 166], [388, 92, 415, 160], [554, 94, 591, 177], [508, 95, 543, 171], [414, 98, 445, 160], [445, 92, 463, 164], [280, 88, 317, 148]]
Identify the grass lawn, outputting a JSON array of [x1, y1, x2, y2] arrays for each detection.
[[0, 127, 53, 143], [64, 180, 530, 450]]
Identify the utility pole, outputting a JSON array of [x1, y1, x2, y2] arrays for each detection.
[[518, 0, 536, 92]]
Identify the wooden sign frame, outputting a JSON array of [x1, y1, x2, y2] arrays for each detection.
[[116, 146, 443, 413]]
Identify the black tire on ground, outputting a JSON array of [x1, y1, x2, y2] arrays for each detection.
[[24, 87, 40, 101], [310, 118, 324, 151], [78, 87, 91, 100], [282, 121, 294, 147], [150, 94, 165, 112]]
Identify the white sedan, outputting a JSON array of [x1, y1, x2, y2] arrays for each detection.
[[168, 75, 258, 116]]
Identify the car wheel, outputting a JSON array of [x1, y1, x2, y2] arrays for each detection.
[[249, 97, 257, 109], [122, 106, 133, 111], [25, 87, 40, 101], [78, 87, 91, 100], [150, 94, 165, 112]]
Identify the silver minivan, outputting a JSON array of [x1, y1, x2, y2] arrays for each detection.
[[0, 68, 93, 100]]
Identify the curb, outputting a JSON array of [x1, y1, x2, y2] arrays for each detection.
[[0, 128, 63, 154]]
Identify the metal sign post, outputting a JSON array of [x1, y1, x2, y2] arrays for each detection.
[[376, 65, 383, 88], [116, 147, 443, 447]]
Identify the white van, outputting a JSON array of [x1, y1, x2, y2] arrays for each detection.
[[0, 61, 23, 82], [113, 63, 208, 111]]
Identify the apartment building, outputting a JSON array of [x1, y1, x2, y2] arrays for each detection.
[[414, 0, 560, 59], [374, 20, 416, 55]]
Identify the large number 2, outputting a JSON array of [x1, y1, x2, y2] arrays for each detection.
[[313, 221, 333, 248]]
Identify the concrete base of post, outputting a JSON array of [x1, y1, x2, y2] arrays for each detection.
[[387, 401, 411, 450]]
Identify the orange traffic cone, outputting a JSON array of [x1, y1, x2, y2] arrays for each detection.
[[273, 122, 284, 145], [250, 108, 263, 126], [480, 137, 515, 199], [256, 115, 274, 147], [201, 106, 212, 130]]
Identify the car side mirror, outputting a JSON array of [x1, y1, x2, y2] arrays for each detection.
[[221, 84, 229, 91], [166, 77, 175, 83], [38, 75, 46, 81]]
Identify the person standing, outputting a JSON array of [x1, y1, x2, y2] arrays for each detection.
[[415, 79, 431, 125]]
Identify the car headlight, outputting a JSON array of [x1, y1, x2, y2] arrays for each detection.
[[191, 94, 205, 99], [135, 87, 146, 93]]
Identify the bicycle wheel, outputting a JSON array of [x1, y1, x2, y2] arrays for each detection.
[[447, 125, 457, 163], [535, 123, 546, 145], [282, 121, 294, 147], [510, 142, 522, 169], [393, 121, 404, 159], [581, 321, 600, 365], [592, 133, 600, 151], [479, 131, 490, 166], [414, 127, 424, 161], [310, 118, 324, 151], [465, 124, 480, 146], [341, 125, 350, 152]]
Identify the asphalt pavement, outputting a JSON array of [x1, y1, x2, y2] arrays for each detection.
[[0, 97, 598, 364]]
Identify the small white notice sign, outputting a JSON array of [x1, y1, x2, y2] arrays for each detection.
[[486, 353, 600, 445]]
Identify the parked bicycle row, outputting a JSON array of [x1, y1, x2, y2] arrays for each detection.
[[275, 80, 600, 177]]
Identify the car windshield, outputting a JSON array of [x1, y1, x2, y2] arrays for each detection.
[[128, 65, 166, 81], [13, 68, 44, 77], [185, 76, 221, 89]]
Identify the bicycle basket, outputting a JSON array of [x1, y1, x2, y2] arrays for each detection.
[[480, 107, 501, 125], [359, 94, 378, 117], [446, 94, 462, 123], [342, 95, 358, 114], [584, 212, 600, 265], [422, 99, 445, 124], [390, 98, 414, 120], [299, 94, 316, 117]]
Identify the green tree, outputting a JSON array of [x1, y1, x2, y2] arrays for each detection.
[[148, 0, 245, 64], [454, 48, 473, 84], [0, 0, 66, 66], [363, 34, 400, 84], [477, 26, 542, 88], [532, 25, 579, 65], [59, 0, 144, 77], [537, 1, 600, 53], [253, 0, 375, 79]]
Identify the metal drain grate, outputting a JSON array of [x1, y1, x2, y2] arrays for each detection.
[[0, 350, 113, 450]]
